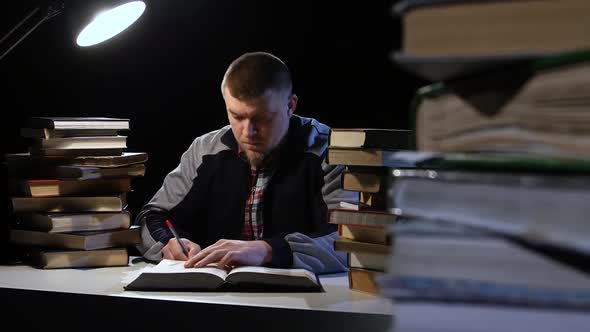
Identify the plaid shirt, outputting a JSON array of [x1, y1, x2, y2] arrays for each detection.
[[241, 167, 273, 240]]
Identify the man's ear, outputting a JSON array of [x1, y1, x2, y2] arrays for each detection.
[[288, 94, 298, 117]]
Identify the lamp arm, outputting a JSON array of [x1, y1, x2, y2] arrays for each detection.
[[0, 1, 64, 62]]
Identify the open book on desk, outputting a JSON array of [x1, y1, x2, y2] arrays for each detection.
[[124, 259, 323, 292]]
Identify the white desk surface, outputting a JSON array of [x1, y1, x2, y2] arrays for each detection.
[[0, 257, 393, 316]]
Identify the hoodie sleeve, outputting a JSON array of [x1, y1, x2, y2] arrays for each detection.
[[284, 160, 359, 274], [134, 136, 203, 261], [287, 231, 348, 274]]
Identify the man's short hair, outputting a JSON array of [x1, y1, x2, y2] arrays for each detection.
[[222, 52, 292, 100]]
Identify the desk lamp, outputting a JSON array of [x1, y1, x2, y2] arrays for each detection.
[[0, 0, 146, 61]]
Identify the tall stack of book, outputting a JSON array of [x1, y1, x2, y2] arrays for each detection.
[[5, 117, 145, 269], [326, 128, 412, 294], [380, 0, 590, 331]]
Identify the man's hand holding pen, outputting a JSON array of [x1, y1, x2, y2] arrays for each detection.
[[163, 219, 201, 260], [162, 237, 201, 260]]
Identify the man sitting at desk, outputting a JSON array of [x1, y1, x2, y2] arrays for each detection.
[[136, 51, 356, 273]]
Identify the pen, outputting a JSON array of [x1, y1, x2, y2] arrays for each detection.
[[165, 219, 189, 258]]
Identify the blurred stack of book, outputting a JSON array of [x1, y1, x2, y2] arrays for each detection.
[[326, 128, 412, 295], [380, 0, 590, 331], [5, 117, 145, 269]]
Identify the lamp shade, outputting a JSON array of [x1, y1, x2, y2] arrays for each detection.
[[74, 0, 146, 47]]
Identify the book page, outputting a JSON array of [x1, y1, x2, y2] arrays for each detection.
[[148, 259, 228, 279], [224, 266, 322, 291], [123, 259, 230, 291]]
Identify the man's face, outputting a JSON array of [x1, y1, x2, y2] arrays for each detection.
[[224, 88, 296, 167]]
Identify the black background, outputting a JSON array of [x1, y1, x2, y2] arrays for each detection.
[[1, 0, 427, 259]]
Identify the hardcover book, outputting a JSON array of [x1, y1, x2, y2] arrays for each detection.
[[30, 248, 129, 269], [11, 194, 127, 213], [379, 220, 590, 310], [341, 167, 390, 193], [29, 147, 124, 157], [9, 178, 132, 197], [391, 0, 590, 81], [338, 224, 390, 245], [327, 148, 417, 168], [29, 136, 127, 150], [14, 211, 131, 233], [8, 164, 145, 180], [394, 0, 589, 57], [329, 208, 397, 227], [389, 168, 590, 255], [10, 226, 140, 250], [124, 259, 322, 292], [20, 128, 121, 139], [349, 268, 383, 295], [27, 117, 130, 130], [5, 152, 148, 168]]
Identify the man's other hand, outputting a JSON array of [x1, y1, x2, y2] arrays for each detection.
[[184, 239, 272, 268]]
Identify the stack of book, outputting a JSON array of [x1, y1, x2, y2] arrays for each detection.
[[380, 0, 590, 330], [380, 218, 590, 332], [5, 117, 145, 269], [326, 128, 412, 294]]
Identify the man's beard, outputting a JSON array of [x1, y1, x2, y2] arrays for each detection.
[[243, 149, 265, 168]]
